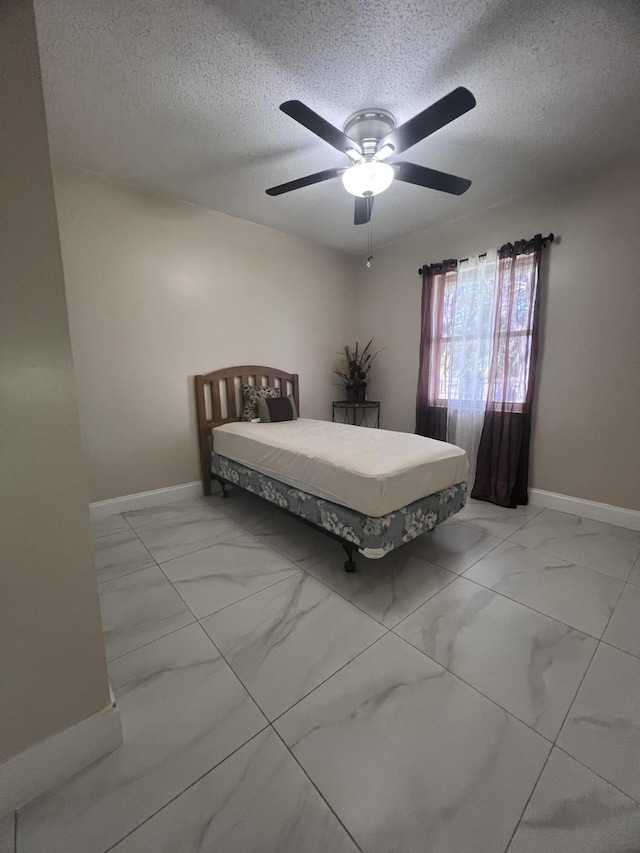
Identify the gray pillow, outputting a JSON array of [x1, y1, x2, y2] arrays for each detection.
[[257, 394, 298, 423]]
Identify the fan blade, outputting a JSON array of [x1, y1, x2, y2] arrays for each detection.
[[354, 196, 374, 225], [280, 101, 362, 156], [394, 162, 471, 195], [379, 87, 476, 156], [265, 167, 342, 196]]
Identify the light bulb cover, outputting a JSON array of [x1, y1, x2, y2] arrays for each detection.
[[341, 160, 394, 197]]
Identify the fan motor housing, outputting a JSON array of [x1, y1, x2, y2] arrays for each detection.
[[343, 109, 396, 155]]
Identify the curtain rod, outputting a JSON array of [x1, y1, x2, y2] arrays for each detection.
[[418, 232, 554, 276]]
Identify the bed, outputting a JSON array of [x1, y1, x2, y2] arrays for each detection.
[[195, 365, 468, 571]]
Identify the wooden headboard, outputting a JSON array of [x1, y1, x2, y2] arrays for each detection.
[[194, 365, 300, 495]]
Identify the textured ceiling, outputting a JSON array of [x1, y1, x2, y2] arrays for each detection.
[[34, 0, 640, 255]]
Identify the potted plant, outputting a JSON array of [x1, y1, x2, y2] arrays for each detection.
[[333, 339, 382, 402]]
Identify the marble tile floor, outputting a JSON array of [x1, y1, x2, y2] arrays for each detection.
[[12, 495, 640, 852]]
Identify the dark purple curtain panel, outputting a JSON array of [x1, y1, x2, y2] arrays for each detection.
[[415, 261, 457, 440], [471, 237, 543, 507]]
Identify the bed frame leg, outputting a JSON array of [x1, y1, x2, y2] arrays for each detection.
[[342, 544, 356, 573], [213, 476, 229, 499]]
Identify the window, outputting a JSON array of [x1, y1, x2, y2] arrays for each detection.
[[431, 251, 537, 409], [416, 234, 545, 507], [431, 253, 498, 406], [489, 253, 539, 408]]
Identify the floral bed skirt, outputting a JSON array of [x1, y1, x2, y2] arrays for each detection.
[[211, 453, 467, 559]]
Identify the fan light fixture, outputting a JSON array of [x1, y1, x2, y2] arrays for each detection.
[[341, 160, 394, 198], [266, 90, 476, 224]]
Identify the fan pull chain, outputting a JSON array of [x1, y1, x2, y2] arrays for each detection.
[[366, 204, 374, 267]]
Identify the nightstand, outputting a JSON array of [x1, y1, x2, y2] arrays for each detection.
[[332, 400, 380, 428]]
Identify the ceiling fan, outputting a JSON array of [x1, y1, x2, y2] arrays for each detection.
[[266, 87, 476, 225]]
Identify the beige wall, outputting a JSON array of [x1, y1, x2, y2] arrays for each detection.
[[53, 169, 357, 502], [0, 0, 111, 761], [52, 163, 639, 512], [354, 163, 640, 511]]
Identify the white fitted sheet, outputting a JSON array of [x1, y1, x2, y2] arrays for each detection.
[[212, 418, 468, 517]]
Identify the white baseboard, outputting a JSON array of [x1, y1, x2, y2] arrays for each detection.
[[90, 480, 206, 519], [89, 480, 640, 531], [0, 693, 122, 816], [529, 488, 640, 531]]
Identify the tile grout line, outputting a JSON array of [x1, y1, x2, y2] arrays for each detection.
[[388, 629, 555, 748], [291, 552, 413, 627], [119, 500, 251, 566], [188, 566, 303, 623], [97, 562, 159, 586], [116, 500, 587, 640], [199, 623, 382, 849], [102, 606, 275, 849], [599, 637, 640, 660], [514, 504, 640, 538], [148, 530, 249, 568], [104, 618, 199, 665], [120, 498, 226, 531], [104, 515, 204, 658], [286, 520, 640, 815], [500, 536, 637, 584], [503, 609, 640, 848], [503, 745, 554, 853], [144, 510, 316, 623], [102, 507, 386, 667], [453, 571, 607, 641], [102, 501, 637, 584], [92, 498, 639, 850], [505, 623, 611, 851], [385, 571, 460, 629], [270, 725, 365, 853], [551, 742, 640, 806], [451, 502, 545, 538], [599, 572, 631, 638], [100, 726, 271, 853], [253, 530, 343, 568], [407, 528, 507, 573], [549, 635, 600, 749], [94, 521, 158, 584], [294, 528, 504, 629], [112, 500, 629, 664], [208, 618, 392, 729], [129, 518, 383, 729], [171, 515, 557, 752], [112, 504, 630, 675], [121, 512, 211, 625], [160, 505, 371, 852], [574, 569, 635, 676], [384, 534, 510, 628], [495, 509, 620, 853], [299, 562, 458, 630], [266, 630, 391, 727], [393, 531, 640, 787], [456, 526, 634, 640], [398, 511, 634, 636]]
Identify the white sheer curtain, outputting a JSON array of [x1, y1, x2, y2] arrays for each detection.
[[440, 251, 497, 484]]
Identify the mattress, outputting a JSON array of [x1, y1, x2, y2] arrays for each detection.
[[212, 418, 468, 517]]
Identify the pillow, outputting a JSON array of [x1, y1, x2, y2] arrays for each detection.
[[257, 394, 298, 423], [241, 384, 280, 420]]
